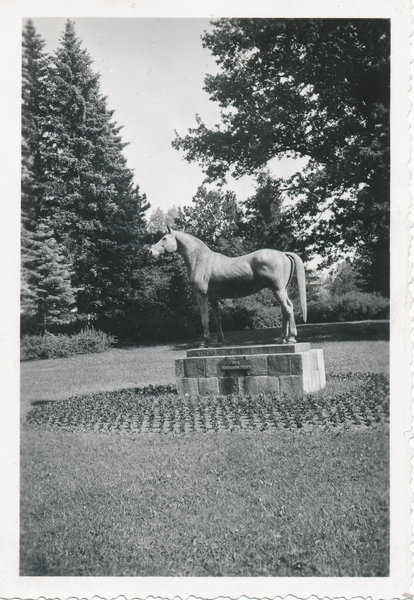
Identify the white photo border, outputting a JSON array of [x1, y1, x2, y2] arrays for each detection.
[[1, 1, 412, 599]]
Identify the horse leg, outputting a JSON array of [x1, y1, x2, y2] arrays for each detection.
[[197, 295, 211, 347], [273, 289, 297, 343], [278, 312, 289, 344], [210, 298, 225, 346]]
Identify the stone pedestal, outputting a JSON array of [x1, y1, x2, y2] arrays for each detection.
[[175, 342, 326, 397]]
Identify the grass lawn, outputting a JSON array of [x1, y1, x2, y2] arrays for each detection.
[[20, 320, 389, 577], [21, 426, 389, 577]]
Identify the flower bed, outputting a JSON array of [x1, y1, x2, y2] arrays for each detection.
[[25, 373, 389, 435]]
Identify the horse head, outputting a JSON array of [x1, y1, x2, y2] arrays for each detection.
[[150, 226, 178, 257]]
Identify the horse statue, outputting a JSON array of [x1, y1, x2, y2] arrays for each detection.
[[151, 226, 307, 347]]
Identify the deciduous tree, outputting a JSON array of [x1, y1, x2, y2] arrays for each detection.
[[174, 186, 247, 255], [173, 19, 390, 295]]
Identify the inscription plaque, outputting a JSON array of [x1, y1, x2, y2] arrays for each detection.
[[220, 358, 251, 373]]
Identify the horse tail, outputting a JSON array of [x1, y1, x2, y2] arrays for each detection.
[[285, 252, 307, 323]]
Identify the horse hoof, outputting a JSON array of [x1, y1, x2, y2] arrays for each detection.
[[286, 337, 297, 344]]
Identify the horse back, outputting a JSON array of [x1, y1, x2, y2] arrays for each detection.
[[206, 248, 290, 299]]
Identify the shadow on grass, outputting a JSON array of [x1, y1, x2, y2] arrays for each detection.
[[31, 399, 55, 406], [172, 320, 389, 350]]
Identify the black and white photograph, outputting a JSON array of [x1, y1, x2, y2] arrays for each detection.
[[0, 0, 412, 599]]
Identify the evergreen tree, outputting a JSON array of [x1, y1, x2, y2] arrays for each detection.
[[22, 19, 48, 227], [21, 20, 75, 332], [21, 221, 75, 334], [243, 172, 293, 252], [36, 20, 149, 316]]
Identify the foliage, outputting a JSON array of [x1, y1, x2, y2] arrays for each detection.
[[324, 260, 361, 295], [147, 206, 180, 234], [21, 221, 76, 333], [174, 186, 249, 255], [21, 21, 68, 332], [26, 372, 389, 433], [39, 21, 150, 314], [21, 20, 150, 332], [21, 19, 48, 227], [173, 19, 390, 295], [109, 253, 201, 342], [21, 19, 391, 343], [307, 290, 389, 323], [21, 328, 116, 361], [243, 172, 292, 251], [219, 293, 282, 331]]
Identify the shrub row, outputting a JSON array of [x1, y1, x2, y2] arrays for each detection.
[[307, 291, 389, 323], [20, 290, 390, 348], [21, 328, 116, 361], [219, 291, 389, 331]]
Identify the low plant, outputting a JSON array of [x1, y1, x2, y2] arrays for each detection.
[[25, 373, 389, 434], [20, 328, 116, 361]]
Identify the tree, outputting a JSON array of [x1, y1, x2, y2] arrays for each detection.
[[35, 20, 149, 316], [21, 20, 48, 228], [325, 261, 361, 296], [21, 21, 76, 333], [21, 221, 75, 334], [147, 206, 180, 234], [173, 19, 390, 295], [174, 186, 247, 255], [243, 171, 293, 252]]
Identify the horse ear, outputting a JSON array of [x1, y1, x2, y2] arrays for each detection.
[[166, 224, 172, 234]]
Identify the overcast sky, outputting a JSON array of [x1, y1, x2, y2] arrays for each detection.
[[28, 18, 262, 215]]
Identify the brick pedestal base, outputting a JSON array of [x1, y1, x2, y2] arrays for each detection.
[[175, 342, 325, 397]]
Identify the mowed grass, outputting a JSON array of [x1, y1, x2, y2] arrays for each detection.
[[21, 426, 389, 577], [20, 321, 390, 577]]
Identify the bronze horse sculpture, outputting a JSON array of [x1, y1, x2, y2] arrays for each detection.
[[151, 227, 307, 347]]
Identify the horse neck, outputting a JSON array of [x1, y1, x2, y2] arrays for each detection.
[[174, 231, 210, 274]]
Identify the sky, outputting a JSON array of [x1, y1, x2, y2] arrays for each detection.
[[29, 17, 305, 217]]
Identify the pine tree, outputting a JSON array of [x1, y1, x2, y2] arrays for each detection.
[[21, 221, 75, 334], [21, 19, 48, 227], [36, 20, 149, 317], [21, 20, 75, 332]]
